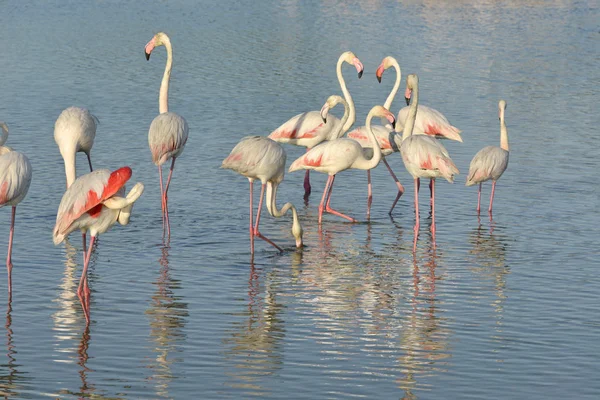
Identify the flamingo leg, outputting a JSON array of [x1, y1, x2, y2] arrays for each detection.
[[82, 232, 87, 264], [86, 153, 93, 172], [249, 180, 255, 254], [303, 148, 311, 197], [6, 206, 16, 295], [78, 235, 96, 325], [253, 183, 283, 252], [383, 158, 405, 215], [158, 165, 165, 233], [431, 179, 436, 237], [325, 175, 356, 222], [476, 182, 482, 213], [489, 181, 496, 214], [414, 178, 420, 234], [163, 158, 176, 237], [429, 179, 433, 207], [367, 170, 373, 218], [318, 175, 333, 225]]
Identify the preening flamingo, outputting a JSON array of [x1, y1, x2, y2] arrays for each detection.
[[399, 74, 459, 238], [221, 136, 303, 254], [145, 32, 189, 238], [269, 51, 364, 197], [466, 100, 509, 214], [289, 99, 396, 225], [53, 167, 144, 323], [347, 56, 406, 216], [0, 122, 32, 295]]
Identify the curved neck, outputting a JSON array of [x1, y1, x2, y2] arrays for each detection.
[[337, 58, 356, 132], [266, 182, 302, 246], [331, 99, 350, 139], [62, 149, 77, 188], [500, 109, 509, 151], [401, 83, 419, 141], [159, 37, 173, 114], [354, 112, 382, 170], [0, 122, 8, 147], [383, 61, 401, 111]]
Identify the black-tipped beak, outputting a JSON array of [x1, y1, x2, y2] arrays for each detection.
[[358, 70, 363, 79], [145, 52, 151, 61], [405, 97, 410, 106], [376, 75, 382, 83], [391, 120, 396, 130], [322, 116, 327, 123]]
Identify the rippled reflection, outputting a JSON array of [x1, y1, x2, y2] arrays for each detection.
[[0, 300, 26, 398], [397, 239, 451, 398], [223, 262, 285, 395], [145, 246, 189, 399]]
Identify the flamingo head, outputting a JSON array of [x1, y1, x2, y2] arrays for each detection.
[[405, 73, 419, 105], [371, 105, 396, 130], [376, 56, 397, 83], [341, 51, 364, 79], [292, 217, 303, 249], [498, 99, 507, 120], [320, 95, 346, 123], [145, 32, 170, 60]]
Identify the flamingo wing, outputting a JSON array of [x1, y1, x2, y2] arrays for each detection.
[[401, 136, 459, 182], [288, 138, 361, 174], [148, 112, 189, 165], [221, 136, 286, 181], [0, 152, 32, 207], [347, 125, 398, 153], [398, 105, 462, 142], [268, 111, 341, 146], [53, 167, 132, 243]]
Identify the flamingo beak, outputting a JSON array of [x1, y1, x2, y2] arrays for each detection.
[[404, 87, 412, 106], [353, 57, 364, 79], [376, 64, 385, 83], [320, 104, 330, 123], [144, 38, 156, 61], [405, 97, 410, 106], [145, 52, 151, 61]]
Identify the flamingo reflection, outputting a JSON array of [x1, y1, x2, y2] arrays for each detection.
[[0, 300, 25, 398]]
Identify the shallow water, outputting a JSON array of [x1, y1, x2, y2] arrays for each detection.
[[0, 0, 598, 398]]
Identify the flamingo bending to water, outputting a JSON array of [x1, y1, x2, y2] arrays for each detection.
[[53, 167, 144, 323], [145, 32, 189, 238], [466, 100, 509, 214], [399, 74, 459, 238], [289, 99, 396, 225], [0, 122, 32, 295], [347, 56, 406, 216], [269, 51, 364, 197], [222, 136, 303, 254]]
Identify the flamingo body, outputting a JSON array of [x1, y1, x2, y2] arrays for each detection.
[[466, 146, 509, 185], [268, 111, 337, 148], [0, 152, 32, 207], [397, 105, 462, 142], [289, 138, 366, 175], [148, 111, 188, 165], [400, 135, 459, 182], [347, 126, 400, 156]]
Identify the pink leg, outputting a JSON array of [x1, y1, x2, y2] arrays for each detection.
[[318, 176, 333, 225], [163, 158, 176, 237], [414, 178, 420, 234], [253, 184, 283, 252], [430, 179, 436, 237], [303, 148, 311, 197], [249, 180, 255, 254], [6, 206, 16, 295], [158, 165, 165, 232], [367, 170, 373, 218], [82, 232, 87, 265], [86, 153, 93, 172], [476, 182, 482, 213], [78, 235, 96, 325], [325, 175, 356, 222], [429, 179, 433, 207], [489, 181, 497, 214], [383, 158, 405, 215]]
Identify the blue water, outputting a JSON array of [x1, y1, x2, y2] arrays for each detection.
[[0, 0, 598, 398]]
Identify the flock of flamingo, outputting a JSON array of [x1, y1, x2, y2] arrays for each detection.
[[0, 33, 509, 323]]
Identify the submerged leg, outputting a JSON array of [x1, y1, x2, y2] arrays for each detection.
[[163, 158, 176, 237], [489, 181, 497, 214], [430, 179, 436, 237], [383, 158, 405, 215], [303, 148, 311, 198], [249, 180, 255, 254], [318, 176, 333, 225], [253, 183, 283, 252], [158, 165, 165, 233], [78, 235, 97, 325], [429, 179, 433, 207], [476, 182, 482, 213], [325, 175, 356, 222], [6, 207, 16, 295], [367, 170, 373, 218], [414, 178, 420, 233]]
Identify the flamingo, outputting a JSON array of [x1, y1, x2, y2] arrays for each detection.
[[53, 167, 144, 323], [221, 136, 303, 254], [347, 56, 406, 216], [289, 99, 396, 225], [399, 74, 459, 238], [145, 32, 189, 238], [466, 100, 509, 214], [54, 106, 98, 252], [268, 51, 364, 197], [0, 122, 32, 295]]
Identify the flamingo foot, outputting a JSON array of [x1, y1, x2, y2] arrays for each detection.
[[325, 206, 357, 223]]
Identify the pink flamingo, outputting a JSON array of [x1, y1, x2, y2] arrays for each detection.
[[145, 32, 189, 237], [222, 136, 303, 254], [289, 99, 396, 225], [0, 122, 32, 295], [54, 106, 98, 252], [399, 74, 459, 237], [347, 56, 406, 216], [269, 51, 364, 197], [53, 167, 144, 323], [466, 100, 509, 214]]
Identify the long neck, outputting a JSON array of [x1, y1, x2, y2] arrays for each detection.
[[62, 148, 77, 188], [383, 61, 401, 111], [354, 113, 382, 170], [500, 109, 509, 151], [337, 59, 356, 133], [401, 83, 419, 141], [159, 37, 173, 114], [331, 99, 350, 139], [266, 182, 302, 244]]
